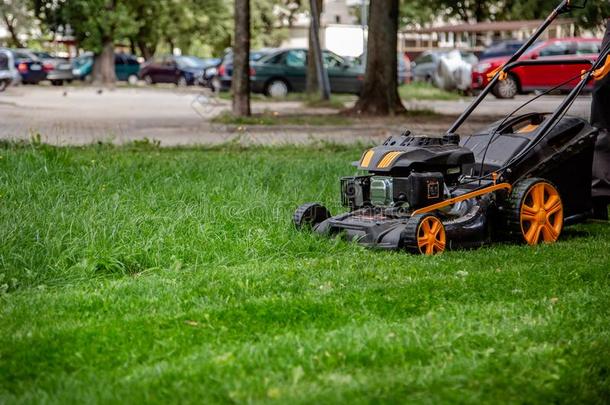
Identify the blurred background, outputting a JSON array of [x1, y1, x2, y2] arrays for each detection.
[[0, 0, 608, 145]]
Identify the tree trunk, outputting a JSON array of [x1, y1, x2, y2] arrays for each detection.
[[137, 40, 155, 60], [306, 0, 323, 95], [350, 0, 405, 116], [92, 40, 116, 86], [1, 13, 24, 48], [232, 0, 251, 116]]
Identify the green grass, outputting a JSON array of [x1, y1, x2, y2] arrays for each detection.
[[211, 108, 439, 127], [211, 111, 354, 126], [0, 142, 609, 404], [219, 92, 356, 109], [399, 82, 463, 101]]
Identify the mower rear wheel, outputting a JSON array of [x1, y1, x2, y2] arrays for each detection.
[[504, 178, 564, 245], [403, 214, 446, 255], [293, 203, 331, 230]]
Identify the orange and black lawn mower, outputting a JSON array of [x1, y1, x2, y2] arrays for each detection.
[[294, 0, 610, 255]]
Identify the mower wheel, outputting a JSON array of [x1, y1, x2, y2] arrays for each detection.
[[503, 178, 564, 245], [403, 214, 446, 255], [293, 203, 331, 230]]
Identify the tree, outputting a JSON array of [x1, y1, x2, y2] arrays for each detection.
[[0, 0, 35, 48], [233, 0, 251, 116], [306, 0, 323, 95], [33, 0, 138, 85], [351, 0, 405, 116]]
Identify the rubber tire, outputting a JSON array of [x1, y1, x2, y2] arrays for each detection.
[[127, 74, 138, 85], [501, 177, 563, 244], [51, 80, 64, 86], [293, 203, 331, 230], [492, 74, 518, 99], [265, 79, 289, 98], [143, 75, 154, 85], [402, 213, 446, 255], [177, 76, 188, 87]]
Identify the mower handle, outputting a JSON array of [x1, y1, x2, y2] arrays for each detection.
[[447, 0, 575, 135]]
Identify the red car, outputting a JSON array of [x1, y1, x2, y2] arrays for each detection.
[[472, 38, 602, 98]]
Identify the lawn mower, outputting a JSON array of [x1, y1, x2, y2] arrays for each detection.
[[293, 0, 610, 255]]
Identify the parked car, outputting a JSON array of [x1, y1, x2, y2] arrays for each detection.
[[354, 53, 412, 84], [10, 49, 47, 84], [412, 50, 477, 82], [72, 52, 140, 83], [472, 37, 602, 98], [479, 40, 527, 61], [32, 51, 74, 86], [0, 48, 20, 91], [249, 48, 364, 97], [399, 53, 413, 84], [204, 49, 274, 91], [139, 55, 208, 86]]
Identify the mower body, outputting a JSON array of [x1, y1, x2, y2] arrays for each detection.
[[297, 113, 597, 251]]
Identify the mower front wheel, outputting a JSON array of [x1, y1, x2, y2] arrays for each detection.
[[403, 214, 446, 255], [293, 203, 331, 230]]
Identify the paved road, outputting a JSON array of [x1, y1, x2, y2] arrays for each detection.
[[0, 85, 593, 146]]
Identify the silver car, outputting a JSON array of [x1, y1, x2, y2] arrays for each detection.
[[32, 51, 74, 86], [0, 48, 20, 91], [413, 50, 477, 82]]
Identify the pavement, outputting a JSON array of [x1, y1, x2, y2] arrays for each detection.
[[0, 85, 593, 146]]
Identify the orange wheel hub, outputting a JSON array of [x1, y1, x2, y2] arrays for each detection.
[[417, 216, 446, 255], [520, 182, 563, 245]]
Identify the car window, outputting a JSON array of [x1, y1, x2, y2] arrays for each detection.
[[285, 50, 306, 67], [460, 52, 478, 64], [263, 52, 284, 64], [322, 51, 345, 68], [576, 41, 601, 55], [540, 42, 572, 56], [416, 54, 433, 64]]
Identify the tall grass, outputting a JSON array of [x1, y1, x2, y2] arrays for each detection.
[[0, 142, 608, 404]]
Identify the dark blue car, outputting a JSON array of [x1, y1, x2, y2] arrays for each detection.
[[11, 49, 47, 84]]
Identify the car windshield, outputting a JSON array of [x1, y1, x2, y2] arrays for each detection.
[[176, 56, 204, 68], [34, 51, 53, 59]]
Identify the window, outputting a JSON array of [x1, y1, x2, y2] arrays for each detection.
[[416, 54, 433, 64], [285, 50, 306, 67], [263, 52, 284, 65], [540, 42, 572, 56], [322, 51, 345, 68], [576, 41, 601, 55]]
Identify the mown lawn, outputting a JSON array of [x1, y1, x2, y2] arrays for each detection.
[[0, 142, 608, 404]]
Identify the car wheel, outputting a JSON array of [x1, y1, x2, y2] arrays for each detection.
[[177, 76, 188, 87], [127, 74, 138, 85], [51, 80, 64, 86], [143, 75, 154, 85], [266, 79, 289, 98], [492, 74, 518, 99], [211, 77, 222, 92]]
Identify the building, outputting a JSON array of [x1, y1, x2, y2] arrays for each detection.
[[399, 19, 579, 57], [281, 0, 366, 57]]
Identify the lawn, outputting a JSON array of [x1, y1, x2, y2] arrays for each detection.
[[0, 141, 609, 404]]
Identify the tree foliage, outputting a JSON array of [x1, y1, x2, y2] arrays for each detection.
[[401, 0, 610, 27], [1, 0, 37, 48]]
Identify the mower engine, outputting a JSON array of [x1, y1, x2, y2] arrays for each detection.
[[341, 133, 474, 211]]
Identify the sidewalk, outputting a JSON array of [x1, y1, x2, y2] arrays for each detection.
[[0, 86, 592, 146]]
